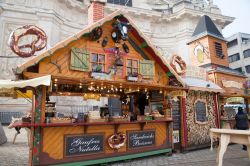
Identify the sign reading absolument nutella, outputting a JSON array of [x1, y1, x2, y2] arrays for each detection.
[[128, 130, 155, 149], [65, 134, 104, 157]]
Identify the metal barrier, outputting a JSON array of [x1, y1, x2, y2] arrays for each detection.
[[0, 112, 23, 124]]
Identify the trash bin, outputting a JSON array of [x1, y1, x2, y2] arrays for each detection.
[[0, 121, 7, 145]]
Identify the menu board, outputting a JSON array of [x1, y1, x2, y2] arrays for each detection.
[[65, 134, 104, 157], [195, 101, 207, 122], [172, 100, 180, 130], [128, 130, 155, 149]]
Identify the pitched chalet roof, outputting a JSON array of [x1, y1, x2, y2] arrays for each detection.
[[188, 15, 225, 44], [16, 9, 185, 87]]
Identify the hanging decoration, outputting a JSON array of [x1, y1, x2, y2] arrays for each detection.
[[170, 55, 187, 75], [101, 36, 108, 47], [114, 46, 124, 66], [108, 132, 126, 149], [122, 43, 129, 53], [112, 19, 131, 42], [89, 27, 103, 41], [8, 25, 47, 58], [111, 30, 119, 43]]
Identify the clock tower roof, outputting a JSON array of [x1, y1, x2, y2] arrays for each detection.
[[188, 15, 225, 44]]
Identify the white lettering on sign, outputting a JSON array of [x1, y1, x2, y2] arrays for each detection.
[[69, 138, 101, 154], [65, 135, 103, 156], [128, 131, 155, 148], [221, 80, 243, 89]]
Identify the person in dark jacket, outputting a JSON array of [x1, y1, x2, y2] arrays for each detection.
[[235, 107, 249, 150]]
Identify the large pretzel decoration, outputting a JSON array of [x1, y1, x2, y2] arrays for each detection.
[[108, 132, 126, 149], [170, 55, 187, 75], [8, 25, 47, 58]]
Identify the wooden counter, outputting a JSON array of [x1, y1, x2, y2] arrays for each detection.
[[16, 120, 173, 165]]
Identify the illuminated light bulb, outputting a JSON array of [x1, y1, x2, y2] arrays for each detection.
[[54, 79, 58, 82], [159, 89, 162, 94], [137, 88, 140, 92], [116, 88, 118, 91], [54, 84, 57, 87], [107, 90, 110, 93], [145, 88, 147, 92], [90, 82, 94, 85], [129, 88, 132, 92], [120, 89, 122, 92], [101, 87, 104, 90], [79, 85, 82, 88]]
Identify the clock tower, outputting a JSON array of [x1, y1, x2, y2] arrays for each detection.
[[187, 15, 229, 67]]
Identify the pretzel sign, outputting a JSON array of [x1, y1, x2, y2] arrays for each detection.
[[170, 55, 187, 75], [8, 25, 47, 58]]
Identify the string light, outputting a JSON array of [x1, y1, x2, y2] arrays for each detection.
[[159, 89, 162, 94], [137, 87, 140, 92], [54, 78, 58, 82], [145, 88, 147, 92]]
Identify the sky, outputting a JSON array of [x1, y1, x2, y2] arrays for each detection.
[[213, 0, 250, 38]]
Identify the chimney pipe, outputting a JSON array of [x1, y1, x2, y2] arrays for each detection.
[[88, 0, 106, 25]]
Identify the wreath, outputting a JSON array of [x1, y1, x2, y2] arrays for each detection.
[[170, 55, 187, 75]]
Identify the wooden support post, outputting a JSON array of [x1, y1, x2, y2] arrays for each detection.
[[28, 91, 36, 166], [181, 97, 188, 148], [245, 98, 249, 114]]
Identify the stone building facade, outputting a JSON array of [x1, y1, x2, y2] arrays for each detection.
[[0, 0, 234, 80], [0, 0, 234, 116]]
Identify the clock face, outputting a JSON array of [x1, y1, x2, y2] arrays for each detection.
[[194, 44, 205, 63]]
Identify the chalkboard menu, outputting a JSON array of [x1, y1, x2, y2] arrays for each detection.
[[172, 100, 180, 130], [128, 130, 155, 149], [65, 134, 104, 157], [195, 101, 207, 122], [151, 90, 164, 101]]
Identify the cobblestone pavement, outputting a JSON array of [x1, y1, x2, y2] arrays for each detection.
[[0, 126, 250, 166]]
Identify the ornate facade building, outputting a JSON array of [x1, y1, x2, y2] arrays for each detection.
[[0, 0, 234, 117], [0, 0, 233, 80]]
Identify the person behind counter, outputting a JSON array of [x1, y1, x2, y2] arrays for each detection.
[[235, 107, 249, 151]]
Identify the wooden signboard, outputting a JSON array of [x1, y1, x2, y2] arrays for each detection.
[[127, 130, 155, 149], [64, 134, 104, 157]]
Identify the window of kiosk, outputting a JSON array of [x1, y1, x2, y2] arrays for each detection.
[[126, 59, 138, 76], [91, 53, 105, 72]]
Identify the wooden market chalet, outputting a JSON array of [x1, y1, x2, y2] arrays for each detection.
[[3, 1, 249, 165]]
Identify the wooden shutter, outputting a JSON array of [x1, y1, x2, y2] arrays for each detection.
[[139, 60, 155, 78], [70, 48, 90, 71]]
